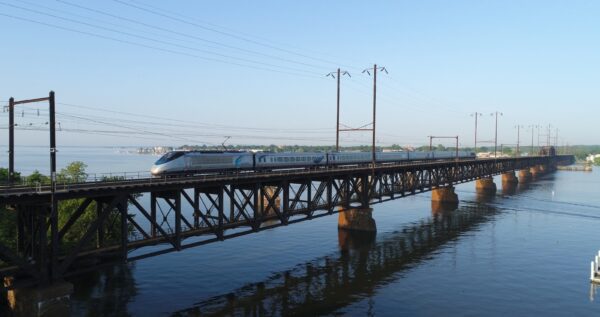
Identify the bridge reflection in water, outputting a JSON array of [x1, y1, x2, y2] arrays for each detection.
[[169, 202, 498, 316]]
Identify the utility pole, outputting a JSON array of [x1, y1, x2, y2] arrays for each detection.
[[327, 68, 351, 152], [8, 97, 14, 183], [8, 94, 56, 184], [529, 125, 537, 156], [362, 64, 387, 167], [471, 112, 482, 153], [515, 125, 523, 157], [48, 91, 58, 279], [547, 124, 552, 147], [537, 125, 541, 148], [491, 111, 502, 158], [49, 91, 56, 186]]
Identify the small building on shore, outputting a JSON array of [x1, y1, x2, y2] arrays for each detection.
[[586, 154, 600, 162]]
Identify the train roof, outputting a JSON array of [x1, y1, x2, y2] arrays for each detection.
[[173, 150, 248, 154]]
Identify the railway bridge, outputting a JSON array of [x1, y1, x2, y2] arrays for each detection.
[[0, 154, 573, 314]]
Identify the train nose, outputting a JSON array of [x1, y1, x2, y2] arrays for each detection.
[[150, 165, 162, 175]]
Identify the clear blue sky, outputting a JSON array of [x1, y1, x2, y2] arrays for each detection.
[[0, 0, 598, 148]]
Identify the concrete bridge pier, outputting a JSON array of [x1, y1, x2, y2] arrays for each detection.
[[501, 171, 518, 185], [261, 186, 281, 217], [4, 278, 73, 317], [431, 186, 459, 211], [476, 177, 497, 194], [518, 169, 532, 183], [538, 164, 547, 174], [530, 165, 542, 178], [501, 172, 518, 195], [338, 207, 376, 232]]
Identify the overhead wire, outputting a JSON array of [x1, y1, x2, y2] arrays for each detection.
[[0, 1, 476, 144], [52, 0, 335, 71], [126, 0, 367, 68], [1, 1, 323, 76], [55, 102, 333, 133], [14, 106, 338, 143], [0, 13, 321, 79], [3, 2, 469, 119], [111, 0, 359, 71]]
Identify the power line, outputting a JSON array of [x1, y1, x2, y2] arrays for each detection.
[[53, 0, 334, 71], [0, 12, 321, 79], [111, 0, 358, 71], [127, 0, 366, 68], [1, 1, 322, 76], [55, 102, 333, 133]]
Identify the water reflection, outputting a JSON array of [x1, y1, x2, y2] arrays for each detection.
[[338, 230, 376, 252], [476, 192, 496, 204], [69, 263, 138, 316], [172, 203, 497, 316], [501, 182, 518, 196], [518, 182, 530, 191], [431, 201, 459, 213]]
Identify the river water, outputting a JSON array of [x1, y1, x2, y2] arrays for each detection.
[[2, 146, 600, 316]]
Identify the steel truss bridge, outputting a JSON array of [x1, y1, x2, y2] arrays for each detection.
[[0, 155, 573, 290]]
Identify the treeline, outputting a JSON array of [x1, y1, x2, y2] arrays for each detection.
[[178, 144, 464, 153], [565, 145, 600, 161], [177, 143, 598, 159], [0, 161, 89, 185]]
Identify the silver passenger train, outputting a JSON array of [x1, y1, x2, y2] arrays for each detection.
[[150, 150, 476, 175]]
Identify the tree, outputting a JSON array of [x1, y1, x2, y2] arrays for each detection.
[[26, 170, 50, 185], [0, 167, 21, 184], [594, 157, 600, 166], [58, 161, 88, 183], [0, 163, 131, 256], [0, 205, 17, 253]]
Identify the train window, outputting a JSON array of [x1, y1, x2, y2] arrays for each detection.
[[155, 151, 185, 165]]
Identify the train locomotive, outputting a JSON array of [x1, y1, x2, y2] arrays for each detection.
[[150, 150, 476, 176]]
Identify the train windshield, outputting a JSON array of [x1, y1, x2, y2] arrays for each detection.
[[155, 151, 185, 165]]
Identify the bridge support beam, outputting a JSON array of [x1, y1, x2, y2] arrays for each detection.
[[4, 278, 73, 317], [518, 169, 532, 183], [476, 177, 496, 194], [338, 207, 376, 232]]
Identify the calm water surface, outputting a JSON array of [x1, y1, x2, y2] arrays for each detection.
[[2, 147, 600, 316]]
